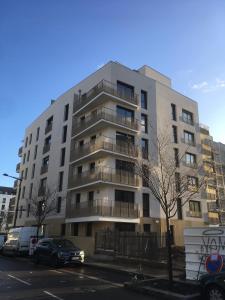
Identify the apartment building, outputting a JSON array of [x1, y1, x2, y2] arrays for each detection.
[[0, 186, 16, 231], [16, 61, 208, 252], [200, 125, 225, 225]]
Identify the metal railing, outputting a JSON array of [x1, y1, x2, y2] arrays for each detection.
[[186, 211, 202, 218], [68, 167, 139, 188], [207, 202, 218, 212], [70, 139, 138, 162], [72, 107, 139, 136], [66, 199, 139, 219], [42, 144, 51, 154], [181, 138, 196, 147], [45, 123, 52, 134], [73, 80, 138, 113]]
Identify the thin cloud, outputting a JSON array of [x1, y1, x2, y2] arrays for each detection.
[[191, 81, 208, 90], [191, 78, 225, 93]]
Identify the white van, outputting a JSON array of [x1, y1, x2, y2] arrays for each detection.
[[3, 227, 38, 255]]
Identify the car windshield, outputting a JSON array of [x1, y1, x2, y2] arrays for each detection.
[[53, 239, 79, 250]]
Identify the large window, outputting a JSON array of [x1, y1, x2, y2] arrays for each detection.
[[184, 131, 195, 146], [172, 125, 178, 143], [171, 103, 177, 121], [189, 200, 201, 213], [62, 125, 67, 143], [187, 176, 198, 188], [116, 159, 134, 173], [143, 193, 150, 217], [115, 190, 134, 204], [182, 109, 193, 125], [141, 114, 148, 133], [60, 148, 66, 166], [185, 152, 196, 166], [116, 106, 134, 123], [174, 148, 179, 167], [141, 90, 147, 109], [116, 132, 134, 145], [141, 139, 148, 159], [58, 171, 64, 191], [177, 198, 182, 220], [64, 104, 69, 121], [117, 81, 134, 100]]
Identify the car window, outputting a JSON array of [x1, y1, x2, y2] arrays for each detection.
[[39, 241, 51, 247], [53, 239, 78, 249]]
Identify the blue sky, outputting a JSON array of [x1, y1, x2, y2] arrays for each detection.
[[1, 0, 225, 186]]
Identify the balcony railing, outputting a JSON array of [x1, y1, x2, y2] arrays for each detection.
[[16, 163, 20, 173], [40, 164, 48, 175], [66, 199, 139, 219], [73, 80, 138, 113], [43, 144, 51, 154], [70, 139, 138, 162], [207, 202, 218, 212], [45, 123, 52, 134], [181, 138, 196, 147], [18, 146, 23, 157], [181, 116, 194, 126], [186, 211, 202, 218], [201, 192, 217, 200], [68, 167, 139, 189], [72, 108, 139, 136]]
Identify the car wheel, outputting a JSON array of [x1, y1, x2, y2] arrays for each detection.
[[206, 285, 225, 300]]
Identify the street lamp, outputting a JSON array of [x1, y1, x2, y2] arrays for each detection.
[[2, 173, 23, 227]]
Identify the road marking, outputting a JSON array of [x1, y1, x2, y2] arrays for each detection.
[[43, 290, 64, 300], [8, 274, 31, 286], [49, 270, 63, 274], [61, 269, 123, 288]]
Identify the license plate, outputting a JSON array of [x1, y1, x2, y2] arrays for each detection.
[[72, 256, 79, 261]]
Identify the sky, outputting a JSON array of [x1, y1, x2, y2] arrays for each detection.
[[1, 0, 225, 187]]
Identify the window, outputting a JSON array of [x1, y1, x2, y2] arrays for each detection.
[[77, 166, 82, 175], [29, 133, 32, 145], [36, 127, 40, 141], [174, 148, 179, 167], [61, 224, 66, 236], [2, 198, 6, 204], [39, 178, 47, 194], [171, 104, 177, 121], [116, 132, 134, 145], [184, 131, 195, 146], [71, 223, 79, 236], [45, 116, 53, 133], [88, 191, 94, 207], [143, 193, 150, 217], [64, 104, 69, 121], [58, 171, 64, 192], [189, 200, 201, 213], [25, 137, 28, 148], [188, 176, 198, 188], [175, 172, 181, 192], [117, 81, 134, 100], [172, 125, 178, 143], [29, 183, 33, 198], [89, 162, 95, 172], [115, 190, 134, 204], [27, 204, 30, 217], [26, 151, 30, 163], [182, 109, 193, 125], [86, 222, 92, 237], [25, 168, 28, 179], [141, 90, 147, 109], [185, 153, 196, 167], [41, 156, 49, 174], [43, 135, 51, 154], [143, 224, 151, 233], [31, 164, 35, 178], [141, 114, 148, 133], [1, 205, 5, 210], [142, 164, 149, 187], [19, 205, 23, 218], [34, 145, 38, 160], [177, 198, 182, 220], [22, 186, 26, 198], [60, 148, 66, 166], [116, 106, 134, 123], [57, 197, 62, 213], [90, 135, 96, 144], [62, 125, 67, 143], [141, 139, 148, 159], [76, 193, 80, 208], [116, 159, 134, 173], [23, 153, 26, 164]]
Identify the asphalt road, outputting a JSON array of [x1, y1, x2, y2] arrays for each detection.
[[0, 255, 152, 300]]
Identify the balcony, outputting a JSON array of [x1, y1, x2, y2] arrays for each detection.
[[207, 202, 218, 212], [40, 164, 48, 175], [68, 167, 139, 190], [181, 138, 196, 147], [70, 138, 138, 162], [73, 80, 138, 115], [186, 211, 202, 218], [18, 146, 23, 157], [66, 199, 139, 219], [201, 192, 217, 200], [43, 144, 51, 154], [72, 108, 139, 137], [45, 123, 52, 134], [16, 163, 20, 173]]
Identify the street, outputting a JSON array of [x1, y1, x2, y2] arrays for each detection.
[[0, 255, 151, 300]]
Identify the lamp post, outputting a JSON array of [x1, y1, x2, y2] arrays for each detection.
[[3, 173, 22, 227]]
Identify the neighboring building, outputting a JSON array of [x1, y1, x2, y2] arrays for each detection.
[[199, 124, 225, 225], [0, 186, 16, 231], [16, 61, 210, 253]]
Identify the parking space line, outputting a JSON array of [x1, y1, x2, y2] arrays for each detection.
[[49, 270, 63, 274], [43, 290, 64, 300], [8, 274, 31, 286], [61, 269, 123, 288]]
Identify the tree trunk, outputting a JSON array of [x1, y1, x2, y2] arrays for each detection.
[[166, 214, 173, 287]]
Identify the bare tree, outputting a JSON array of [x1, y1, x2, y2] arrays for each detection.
[[26, 187, 59, 237], [133, 131, 208, 286], [0, 210, 11, 232]]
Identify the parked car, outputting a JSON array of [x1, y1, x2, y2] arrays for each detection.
[[0, 234, 7, 253], [200, 272, 225, 300], [3, 227, 38, 256], [33, 238, 85, 266]]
